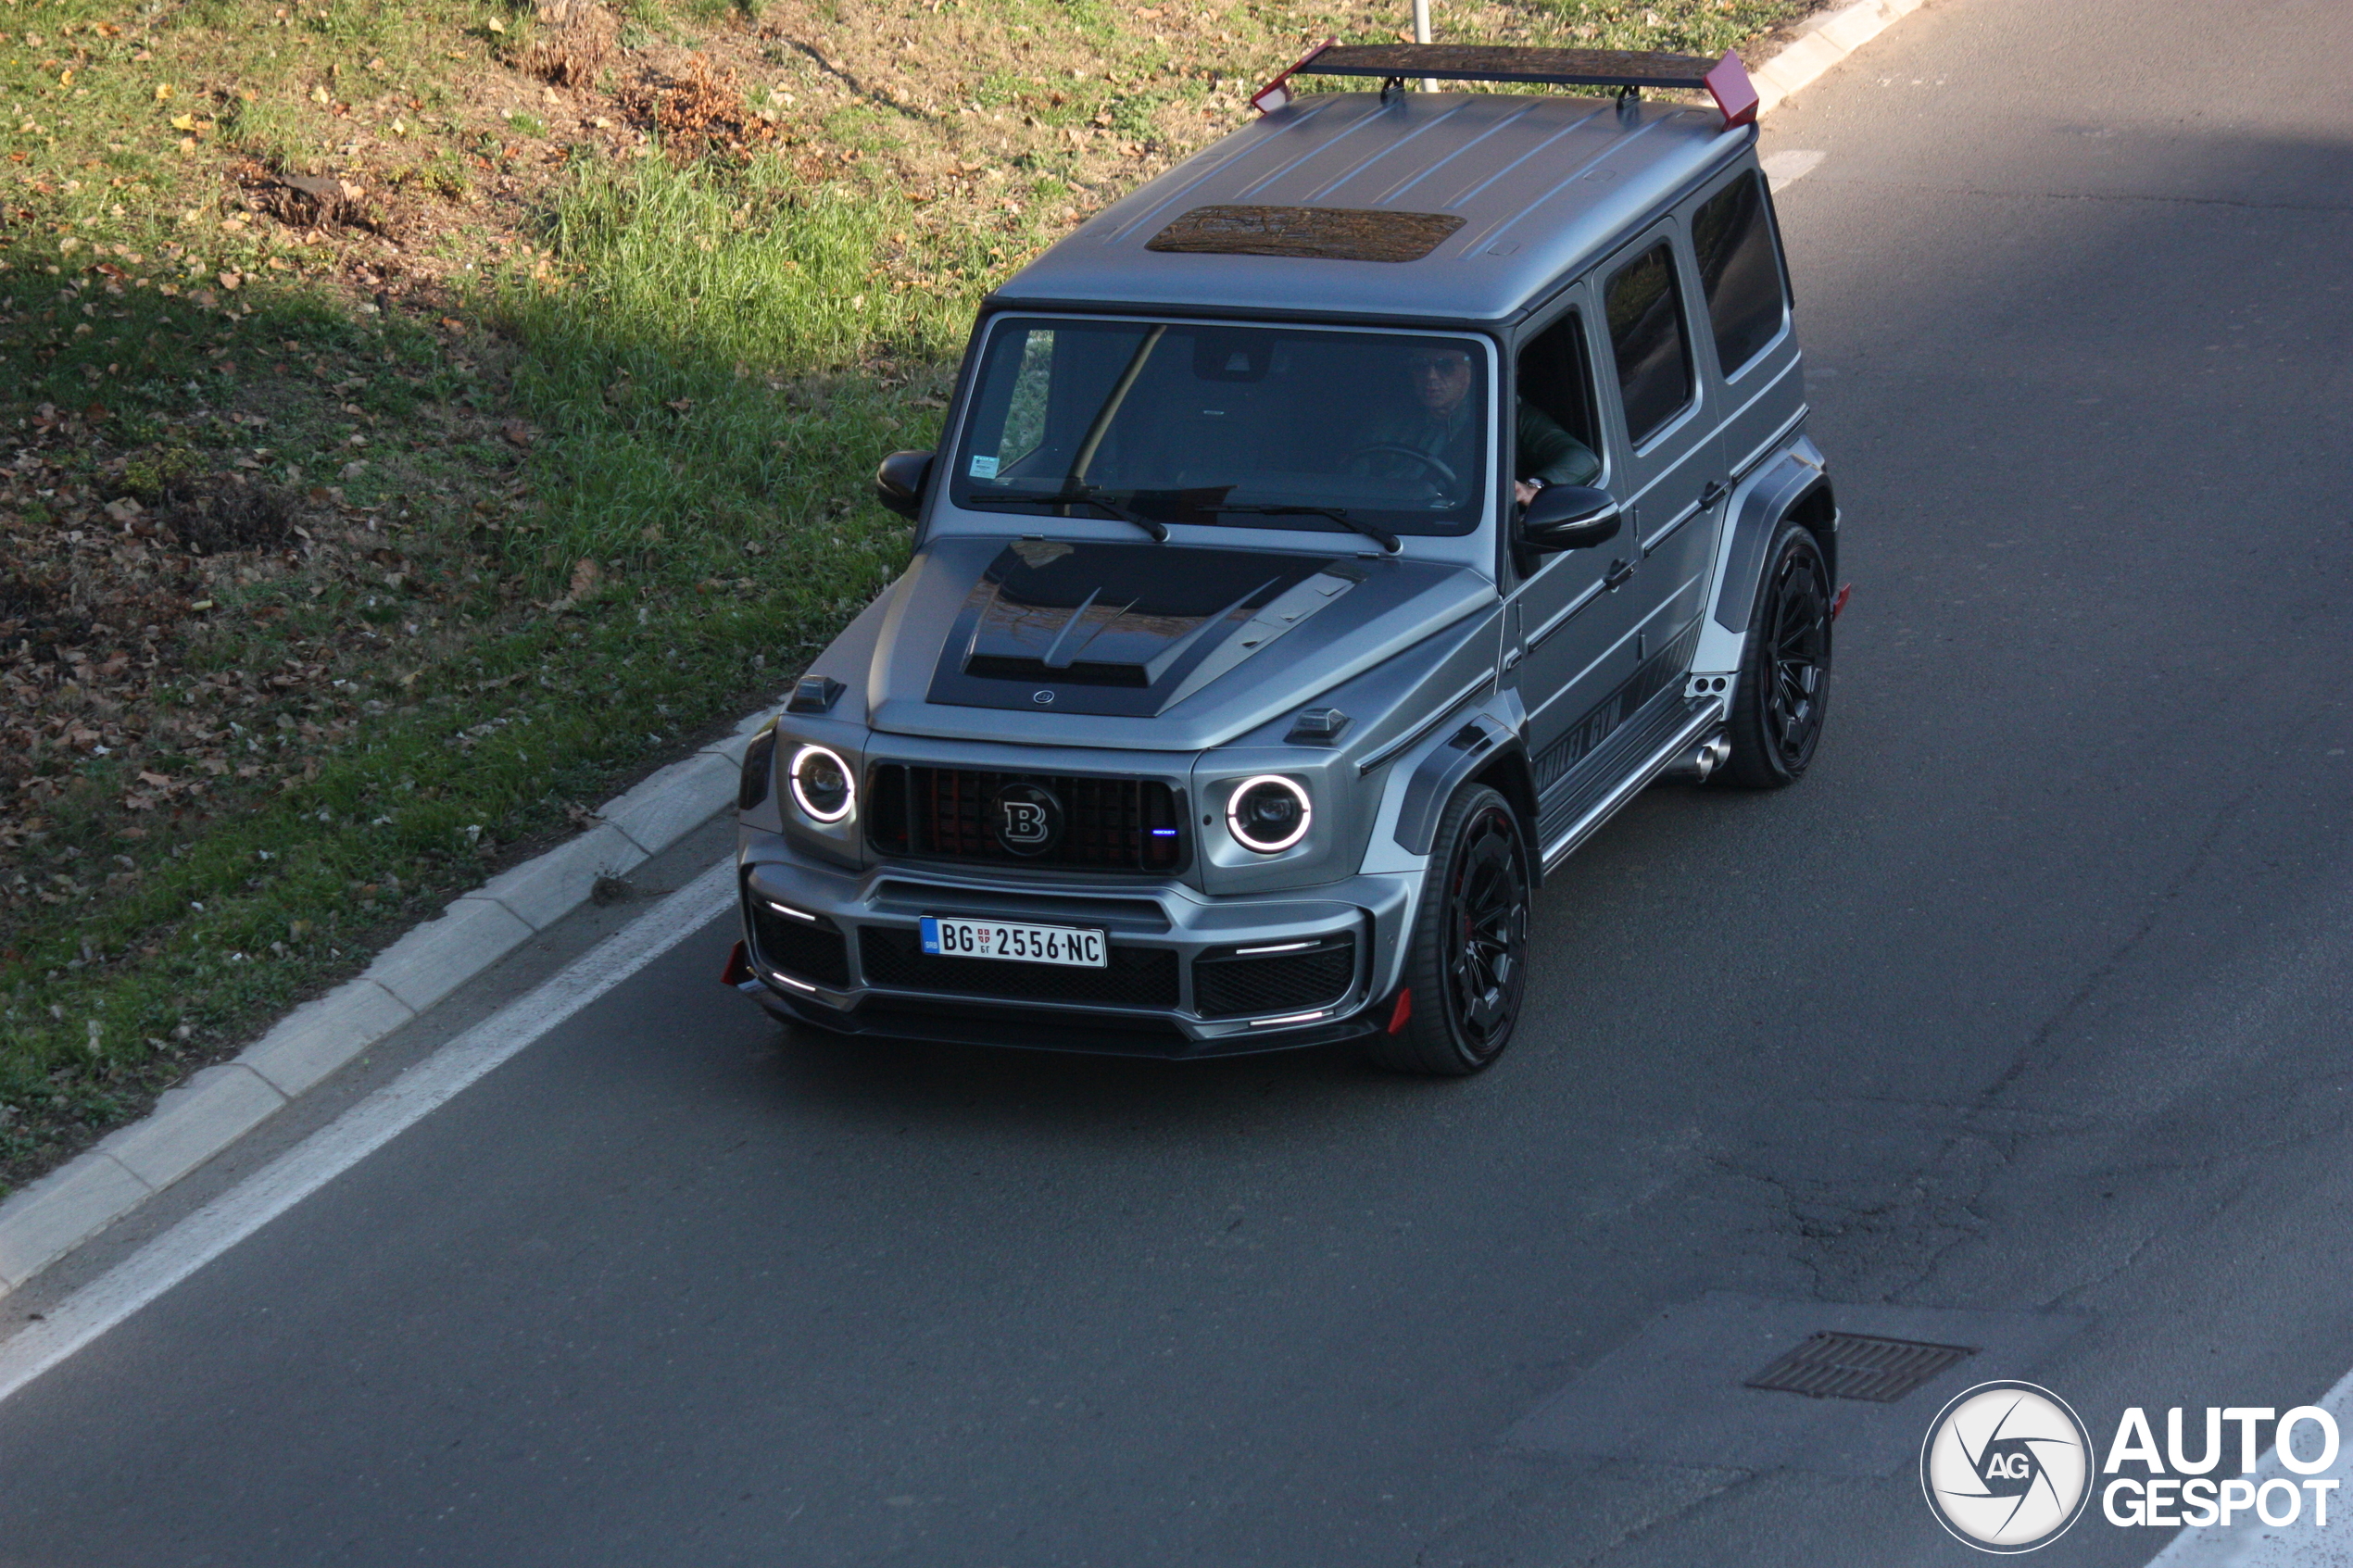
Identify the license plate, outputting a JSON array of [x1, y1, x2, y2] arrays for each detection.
[[919, 916, 1107, 968]]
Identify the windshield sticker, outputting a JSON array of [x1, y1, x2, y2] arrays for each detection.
[[969, 454, 1000, 479]]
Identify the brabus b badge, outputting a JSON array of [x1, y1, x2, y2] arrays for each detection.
[[993, 783, 1063, 856]]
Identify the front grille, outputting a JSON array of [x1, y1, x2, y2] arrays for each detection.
[[858, 926, 1180, 1009], [1192, 934, 1357, 1020], [867, 764, 1185, 873], [748, 898, 851, 988]]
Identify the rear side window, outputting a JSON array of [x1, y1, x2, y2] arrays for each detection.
[[1690, 172, 1789, 375], [1603, 243, 1693, 448]]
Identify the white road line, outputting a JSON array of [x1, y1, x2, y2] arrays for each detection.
[[1763, 149, 1828, 191], [0, 859, 736, 1411], [2145, 1363, 2353, 1566]]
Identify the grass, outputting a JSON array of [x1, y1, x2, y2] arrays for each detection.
[[0, 0, 1823, 1196]]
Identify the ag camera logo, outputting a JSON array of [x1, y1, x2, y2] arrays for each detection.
[[1920, 1382, 2094, 1553]]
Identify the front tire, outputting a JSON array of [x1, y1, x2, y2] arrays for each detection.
[[1367, 784, 1531, 1076], [1721, 521, 1833, 788]]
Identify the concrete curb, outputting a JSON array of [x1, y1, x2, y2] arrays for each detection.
[[0, 0, 1931, 1304], [1751, 0, 1926, 115], [0, 708, 775, 1300]]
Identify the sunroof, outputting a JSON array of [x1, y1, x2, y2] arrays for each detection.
[[1145, 205, 1466, 263]]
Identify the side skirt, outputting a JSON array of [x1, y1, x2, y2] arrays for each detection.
[[1530, 619, 1703, 797], [1529, 619, 1720, 874], [1537, 694, 1722, 873]]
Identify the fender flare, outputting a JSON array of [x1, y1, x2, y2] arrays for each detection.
[[1390, 712, 1529, 858], [1712, 447, 1834, 637]]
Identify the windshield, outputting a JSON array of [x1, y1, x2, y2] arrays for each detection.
[[948, 316, 1491, 536]]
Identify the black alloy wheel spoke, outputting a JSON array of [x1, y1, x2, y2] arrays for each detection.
[[1759, 545, 1831, 762], [1444, 808, 1528, 1050]]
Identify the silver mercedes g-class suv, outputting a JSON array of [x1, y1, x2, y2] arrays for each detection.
[[725, 44, 1840, 1074]]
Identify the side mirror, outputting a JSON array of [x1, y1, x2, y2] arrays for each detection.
[[874, 449, 935, 521], [1519, 485, 1622, 552]]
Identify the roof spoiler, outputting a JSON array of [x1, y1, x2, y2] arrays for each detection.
[[1252, 42, 1759, 130]]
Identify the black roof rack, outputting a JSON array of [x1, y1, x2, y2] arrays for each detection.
[[1252, 41, 1759, 128]]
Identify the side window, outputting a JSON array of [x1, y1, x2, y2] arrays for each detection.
[[1603, 243, 1693, 448], [1513, 312, 1604, 490], [1690, 171, 1789, 376]]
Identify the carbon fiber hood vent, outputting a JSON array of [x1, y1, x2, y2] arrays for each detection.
[[927, 539, 1365, 717]]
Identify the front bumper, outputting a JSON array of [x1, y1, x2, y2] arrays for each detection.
[[734, 832, 1416, 1057]]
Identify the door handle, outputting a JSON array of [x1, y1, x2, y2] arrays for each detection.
[[1603, 558, 1636, 590], [1698, 480, 1730, 509]]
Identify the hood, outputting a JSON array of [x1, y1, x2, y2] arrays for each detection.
[[928, 538, 1367, 719], [865, 535, 1496, 751]]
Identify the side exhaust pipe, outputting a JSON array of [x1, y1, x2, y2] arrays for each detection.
[[1663, 733, 1731, 783]]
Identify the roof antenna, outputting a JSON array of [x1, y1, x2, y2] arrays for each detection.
[[1379, 73, 1406, 104], [1615, 83, 1641, 121]]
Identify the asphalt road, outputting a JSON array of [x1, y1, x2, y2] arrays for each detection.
[[5, 0, 2352, 1562]]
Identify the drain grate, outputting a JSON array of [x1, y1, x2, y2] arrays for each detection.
[[1744, 1331, 1975, 1403]]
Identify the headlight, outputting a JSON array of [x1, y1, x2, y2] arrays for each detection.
[[1226, 774, 1310, 853], [738, 722, 778, 811], [788, 744, 856, 823]]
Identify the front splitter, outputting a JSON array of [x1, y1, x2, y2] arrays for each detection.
[[749, 983, 1383, 1059]]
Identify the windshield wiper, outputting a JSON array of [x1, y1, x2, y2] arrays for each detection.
[[966, 484, 1167, 543], [1215, 503, 1400, 554]]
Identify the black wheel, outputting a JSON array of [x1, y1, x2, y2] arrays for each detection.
[[1366, 784, 1531, 1076], [1721, 521, 1833, 788]]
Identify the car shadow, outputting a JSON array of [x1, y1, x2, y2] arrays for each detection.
[[756, 1016, 1420, 1135]]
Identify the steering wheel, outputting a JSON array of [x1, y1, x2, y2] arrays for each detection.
[[1344, 442, 1459, 488]]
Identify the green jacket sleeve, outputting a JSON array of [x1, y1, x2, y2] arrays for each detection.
[[1515, 400, 1602, 488]]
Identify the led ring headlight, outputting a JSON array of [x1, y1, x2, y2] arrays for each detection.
[[1226, 774, 1311, 853], [787, 744, 856, 824]]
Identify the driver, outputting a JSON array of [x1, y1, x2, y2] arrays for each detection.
[[1361, 345, 1601, 506]]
